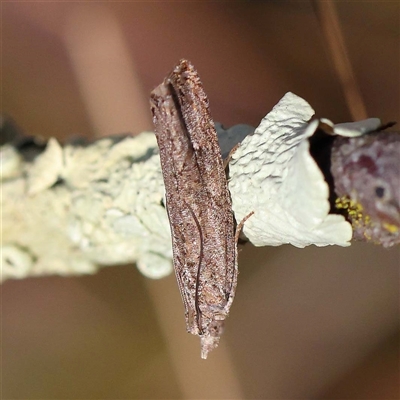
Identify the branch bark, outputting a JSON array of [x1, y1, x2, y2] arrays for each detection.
[[1, 94, 399, 283]]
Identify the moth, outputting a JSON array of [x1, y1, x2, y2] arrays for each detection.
[[150, 59, 250, 358]]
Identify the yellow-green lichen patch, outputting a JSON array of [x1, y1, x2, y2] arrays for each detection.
[[383, 223, 399, 234], [335, 196, 372, 229]]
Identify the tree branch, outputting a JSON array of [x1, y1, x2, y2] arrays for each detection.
[[1, 93, 398, 283]]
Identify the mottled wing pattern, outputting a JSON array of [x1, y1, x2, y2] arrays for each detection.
[[150, 59, 236, 358]]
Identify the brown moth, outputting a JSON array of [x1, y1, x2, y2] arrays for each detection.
[[150, 59, 242, 359]]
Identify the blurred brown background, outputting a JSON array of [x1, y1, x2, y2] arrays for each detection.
[[2, 2, 399, 399]]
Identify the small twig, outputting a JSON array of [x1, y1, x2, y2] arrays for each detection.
[[314, 0, 368, 120]]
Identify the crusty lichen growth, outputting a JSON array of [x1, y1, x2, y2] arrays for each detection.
[[1, 133, 173, 282], [335, 196, 372, 241], [227, 93, 384, 248], [331, 131, 400, 247]]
